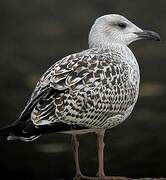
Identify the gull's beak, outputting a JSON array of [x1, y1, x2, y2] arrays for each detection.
[[135, 29, 161, 41]]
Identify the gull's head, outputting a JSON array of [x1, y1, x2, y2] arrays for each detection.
[[89, 14, 161, 48]]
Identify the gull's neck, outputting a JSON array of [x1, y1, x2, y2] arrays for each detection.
[[88, 29, 128, 51], [89, 41, 128, 52], [88, 40, 137, 67]]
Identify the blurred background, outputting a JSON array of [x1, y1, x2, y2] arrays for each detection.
[[0, 0, 165, 179]]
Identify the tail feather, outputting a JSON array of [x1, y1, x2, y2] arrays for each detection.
[[0, 120, 87, 142], [0, 123, 41, 141]]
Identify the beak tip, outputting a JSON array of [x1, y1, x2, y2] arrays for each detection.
[[135, 30, 161, 42], [156, 36, 161, 42], [152, 32, 161, 42]]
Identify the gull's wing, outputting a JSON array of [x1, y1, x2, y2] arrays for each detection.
[[8, 51, 94, 140], [19, 49, 130, 127], [18, 51, 92, 123]]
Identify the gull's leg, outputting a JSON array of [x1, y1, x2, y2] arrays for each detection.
[[72, 134, 84, 180], [95, 130, 131, 180], [96, 129, 106, 179], [71, 132, 129, 180], [72, 134, 98, 180], [72, 131, 106, 180]]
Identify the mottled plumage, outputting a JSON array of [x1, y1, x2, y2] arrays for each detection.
[[31, 45, 139, 126], [10, 43, 139, 141]]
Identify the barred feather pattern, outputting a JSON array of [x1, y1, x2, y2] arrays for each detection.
[[22, 44, 140, 130]]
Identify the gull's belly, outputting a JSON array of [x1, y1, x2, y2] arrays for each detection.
[[63, 49, 140, 129], [64, 76, 139, 129]]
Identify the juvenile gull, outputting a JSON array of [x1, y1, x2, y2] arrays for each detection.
[[0, 14, 160, 179]]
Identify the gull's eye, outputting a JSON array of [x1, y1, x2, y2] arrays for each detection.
[[118, 22, 127, 29]]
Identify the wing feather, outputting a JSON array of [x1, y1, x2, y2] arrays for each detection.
[[17, 48, 133, 130], [17, 51, 92, 125]]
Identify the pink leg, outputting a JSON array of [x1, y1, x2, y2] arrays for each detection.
[[96, 130, 106, 179], [96, 130, 131, 180], [72, 134, 83, 179], [72, 133, 131, 180], [72, 134, 98, 180]]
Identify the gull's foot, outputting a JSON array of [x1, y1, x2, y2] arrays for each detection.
[[73, 173, 93, 180], [73, 175, 98, 180], [73, 175, 131, 180], [112, 177, 131, 180], [99, 176, 132, 180]]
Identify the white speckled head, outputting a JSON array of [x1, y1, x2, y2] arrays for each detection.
[[88, 14, 143, 48]]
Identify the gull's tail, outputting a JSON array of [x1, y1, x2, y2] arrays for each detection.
[[0, 120, 87, 142], [0, 122, 41, 142]]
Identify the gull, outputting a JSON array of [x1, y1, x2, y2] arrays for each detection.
[[0, 14, 160, 179]]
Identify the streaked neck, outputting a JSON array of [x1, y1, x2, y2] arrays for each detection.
[[89, 41, 128, 52]]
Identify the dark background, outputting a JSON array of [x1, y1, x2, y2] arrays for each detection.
[[0, 0, 166, 179]]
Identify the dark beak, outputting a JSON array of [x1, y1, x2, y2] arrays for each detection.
[[135, 30, 161, 41]]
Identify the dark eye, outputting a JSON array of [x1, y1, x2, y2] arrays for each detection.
[[118, 22, 127, 29]]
